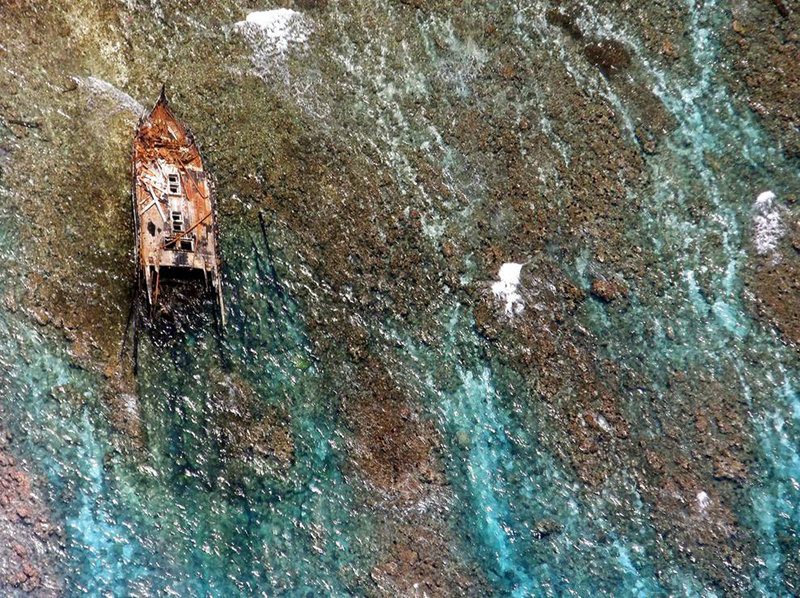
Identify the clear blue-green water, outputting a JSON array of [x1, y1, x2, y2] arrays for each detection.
[[1, 0, 799, 596]]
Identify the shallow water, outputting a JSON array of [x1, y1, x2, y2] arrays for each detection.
[[1, 0, 799, 596]]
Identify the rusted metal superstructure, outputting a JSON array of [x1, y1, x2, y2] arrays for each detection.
[[132, 87, 225, 325]]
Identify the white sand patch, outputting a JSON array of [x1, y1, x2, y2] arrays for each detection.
[[491, 262, 524, 316], [752, 190, 784, 255], [234, 9, 311, 56]]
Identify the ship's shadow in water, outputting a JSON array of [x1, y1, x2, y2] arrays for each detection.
[[122, 271, 227, 375]]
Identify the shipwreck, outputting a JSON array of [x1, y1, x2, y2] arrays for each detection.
[[131, 86, 225, 327]]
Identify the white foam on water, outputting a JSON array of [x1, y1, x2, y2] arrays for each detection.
[[491, 262, 524, 316], [752, 190, 784, 255], [235, 9, 311, 56], [595, 413, 612, 434], [232, 9, 324, 119], [72, 76, 144, 117]]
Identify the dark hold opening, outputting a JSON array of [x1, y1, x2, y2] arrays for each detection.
[[180, 238, 194, 252], [583, 39, 632, 77], [147, 221, 156, 236]]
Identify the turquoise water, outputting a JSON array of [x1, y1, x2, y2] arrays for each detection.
[[2, 0, 800, 596]]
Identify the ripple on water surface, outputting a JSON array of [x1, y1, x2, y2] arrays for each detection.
[[1, 0, 800, 596]]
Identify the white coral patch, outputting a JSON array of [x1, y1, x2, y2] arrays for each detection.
[[696, 491, 711, 512], [752, 190, 784, 255], [491, 262, 524, 316]]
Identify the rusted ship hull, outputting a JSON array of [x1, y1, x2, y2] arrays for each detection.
[[131, 87, 225, 326]]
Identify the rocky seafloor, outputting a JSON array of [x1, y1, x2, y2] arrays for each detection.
[[1, 0, 799, 596]]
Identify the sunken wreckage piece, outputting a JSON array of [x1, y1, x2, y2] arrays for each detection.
[[132, 88, 225, 326]]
